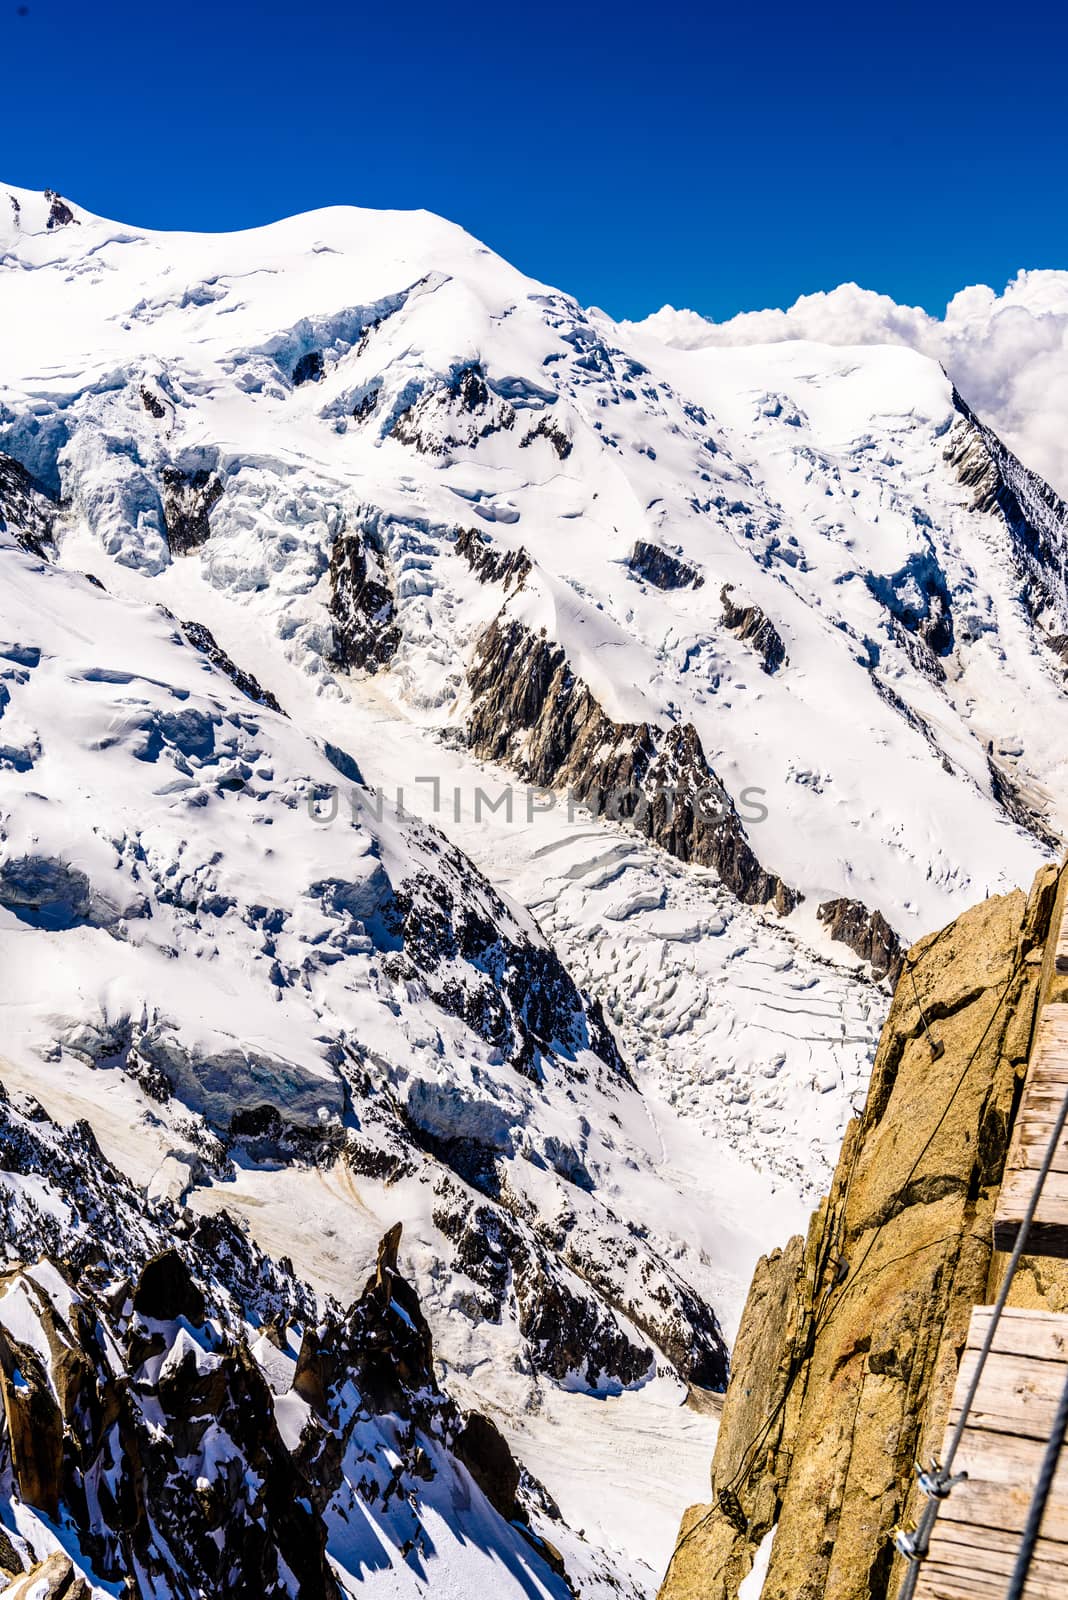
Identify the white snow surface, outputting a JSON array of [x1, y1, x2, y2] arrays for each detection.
[[630, 271, 1068, 501], [0, 183, 1065, 1595]]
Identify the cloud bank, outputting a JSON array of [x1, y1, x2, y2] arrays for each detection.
[[628, 272, 1068, 499]]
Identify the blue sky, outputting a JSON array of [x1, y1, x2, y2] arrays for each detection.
[[4, 0, 1066, 321]]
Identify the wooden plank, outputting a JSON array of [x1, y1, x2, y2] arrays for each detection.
[[1055, 906, 1068, 975], [950, 1426, 1068, 1503], [966, 1308, 1068, 1362], [995, 1173, 1068, 1259], [936, 1470, 1068, 1543], [996, 1170, 1068, 1222], [932, 1519, 1068, 1561], [920, 1530, 1068, 1600], [950, 1351, 1068, 1440], [994, 1004, 1068, 1256], [913, 1305, 1068, 1600], [921, 1560, 1065, 1600]]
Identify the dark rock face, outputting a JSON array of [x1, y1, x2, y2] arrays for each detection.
[[0, 453, 56, 559], [431, 1173, 728, 1392], [161, 466, 223, 556], [455, 525, 532, 590], [181, 619, 284, 712], [43, 189, 76, 229], [987, 749, 1061, 850], [285, 1222, 570, 1588], [139, 386, 166, 419], [453, 1413, 521, 1520], [719, 583, 787, 672], [946, 388, 1068, 632], [23, 1261, 342, 1599], [513, 1257, 653, 1387], [391, 363, 517, 456], [519, 414, 572, 459], [384, 852, 626, 1083], [132, 1248, 206, 1323], [292, 349, 324, 386], [328, 524, 400, 671], [817, 896, 903, 981], [629, 540, 703, 591], [466, 617, 796, 915], [0, 1085, 315, 1330], [865, 551, 954, 659]]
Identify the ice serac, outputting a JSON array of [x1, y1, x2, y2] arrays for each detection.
[[658, 862, 1068, 1600]]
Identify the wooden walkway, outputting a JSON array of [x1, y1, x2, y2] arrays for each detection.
[[993, 1003, 1068, 1259], [914, 1306, 1068, 1600]]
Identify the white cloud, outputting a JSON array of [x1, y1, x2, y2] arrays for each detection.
[[627, 272, 1068, 498]]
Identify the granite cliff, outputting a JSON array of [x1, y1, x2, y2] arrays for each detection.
[[659, 858, 1068, 1600]]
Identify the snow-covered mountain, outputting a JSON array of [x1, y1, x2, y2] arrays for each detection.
[[0, 182, 1065, 1596], [629, 270, 1068, 503]]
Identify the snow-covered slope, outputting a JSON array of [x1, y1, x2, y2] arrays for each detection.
[[629, 270, 1068, 502], [0, 183, 1066, 1595], [0, 482, 743, 1595]]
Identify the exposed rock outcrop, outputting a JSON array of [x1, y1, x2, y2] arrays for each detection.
[[946, 388, 1068, 634], [328, 521, 400, 671], [43, 190, 77, 230], [161, 465, 223, 555], [659, 861, 1068, 1600], [817, 896, 903, 982], [467, 616, 796, 914], [292, 349, 325, 385], [391, 363, 517, 456], [1, 1551, 92, 1598], [383, 855, 626, 1082], [520, 413, 572, 460], [180, 618, 284, 711], [140, 384, 166, 419], [455, 524, 532, 590], [0, 454, 55, 559], [0, 1094, 574, 1600], [719, 584, 787, 672], [430, 1171, 728, 1392], [629, 541, 703, 591], [986, 748, 1061, 850]]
